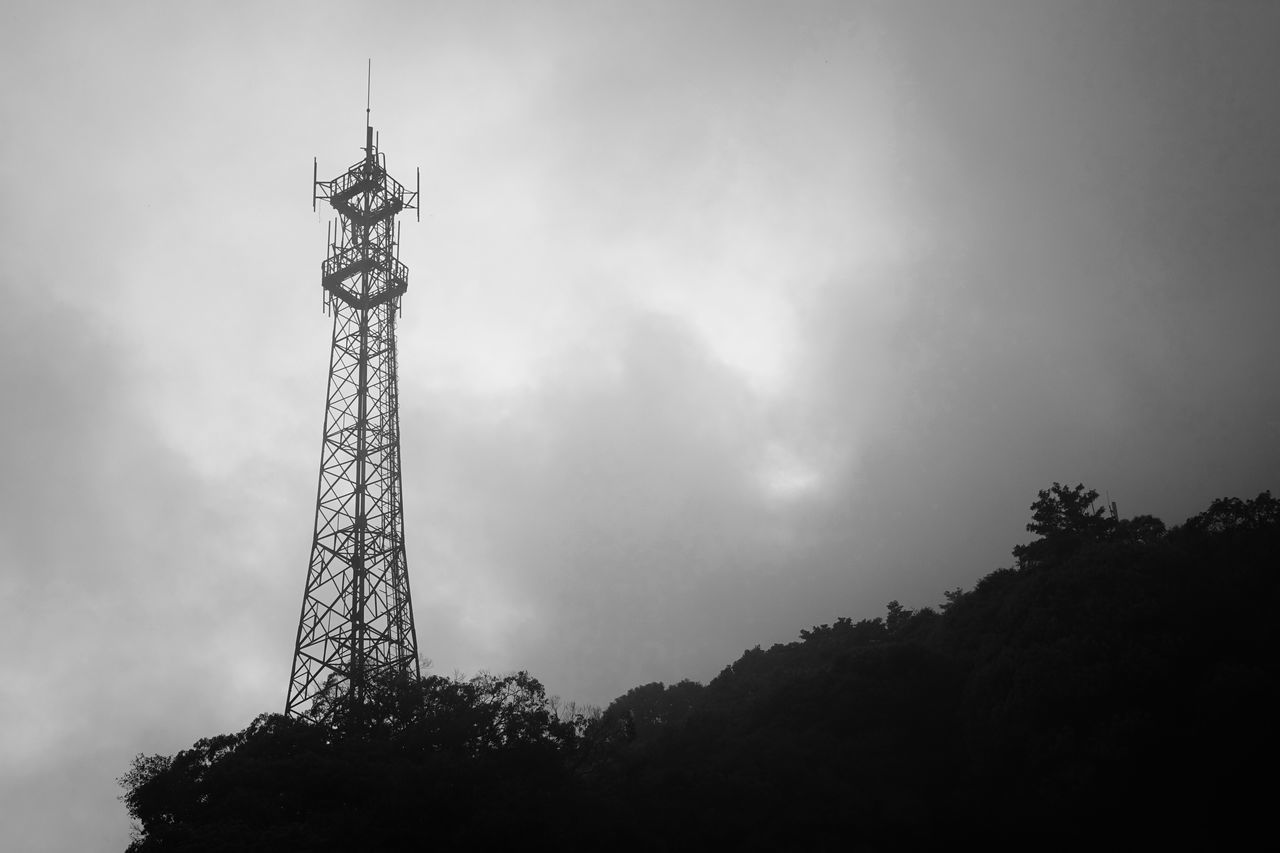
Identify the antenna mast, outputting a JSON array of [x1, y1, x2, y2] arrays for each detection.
[[288, 73, 423, 720]]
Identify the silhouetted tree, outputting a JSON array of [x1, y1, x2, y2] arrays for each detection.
[[1180, 490, 1279, 536], [885, 599, 913, 633], [939, 586, 966, 612], [1112, 512, 1166, 544], [1013, 481, 1114, 567], [119, 670, 583, 852], [1027, 482, 1107, 536]]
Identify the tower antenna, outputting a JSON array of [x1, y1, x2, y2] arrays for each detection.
[[292, 86, 423, 721], [366, 58, 371, 128]]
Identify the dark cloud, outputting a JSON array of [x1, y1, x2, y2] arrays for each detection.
[[405, 310, 813, 702]]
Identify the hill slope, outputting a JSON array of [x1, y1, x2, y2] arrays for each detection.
[[121, 489, 1280, 850]]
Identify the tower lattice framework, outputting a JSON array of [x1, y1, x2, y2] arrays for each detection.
[[287, 123, 421, 718]]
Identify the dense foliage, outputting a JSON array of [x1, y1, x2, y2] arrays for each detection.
[[122, 488, 1280, 850], [120, 672, 583, 851]]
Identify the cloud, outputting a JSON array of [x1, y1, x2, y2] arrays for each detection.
[[404, 308, 817, 702], [0, 283, 301, 850]]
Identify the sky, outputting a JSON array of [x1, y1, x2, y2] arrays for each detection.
[[2, 0, 1279, 849]]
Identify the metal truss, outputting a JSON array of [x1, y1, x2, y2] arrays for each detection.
[[287, 125, 421, 719]]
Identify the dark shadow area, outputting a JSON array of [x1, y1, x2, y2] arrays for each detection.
[[121, 487, 1279, 851]]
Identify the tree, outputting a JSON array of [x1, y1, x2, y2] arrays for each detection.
[[1113, 514, 1166, 545], [939, 587, 967, 613], [1013, 482, 1114, 568], [1025, 482, 1110, 539], [119, 670, 582, 852], [886, 600, 914, 633], [1181, 491, 1280, 537], [599, 679, 706, 743]]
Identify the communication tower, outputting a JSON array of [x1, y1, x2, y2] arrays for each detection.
[[286, 93, 421, 718]]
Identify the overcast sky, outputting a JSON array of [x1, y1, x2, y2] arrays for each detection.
[[3, 1, 1279, 850]]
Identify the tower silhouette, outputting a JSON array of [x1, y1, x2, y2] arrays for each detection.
[[286, 114, 421, 718]]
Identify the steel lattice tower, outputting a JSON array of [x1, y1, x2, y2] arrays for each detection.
[[287, 118, 421, 718]]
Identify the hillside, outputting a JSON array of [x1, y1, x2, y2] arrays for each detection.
[[121, 487, 1280, 850]]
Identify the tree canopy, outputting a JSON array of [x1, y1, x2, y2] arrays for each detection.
[[120, 672, 585, 852]]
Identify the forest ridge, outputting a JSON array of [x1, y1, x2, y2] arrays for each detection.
[[120, 486, 1280, 850]]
